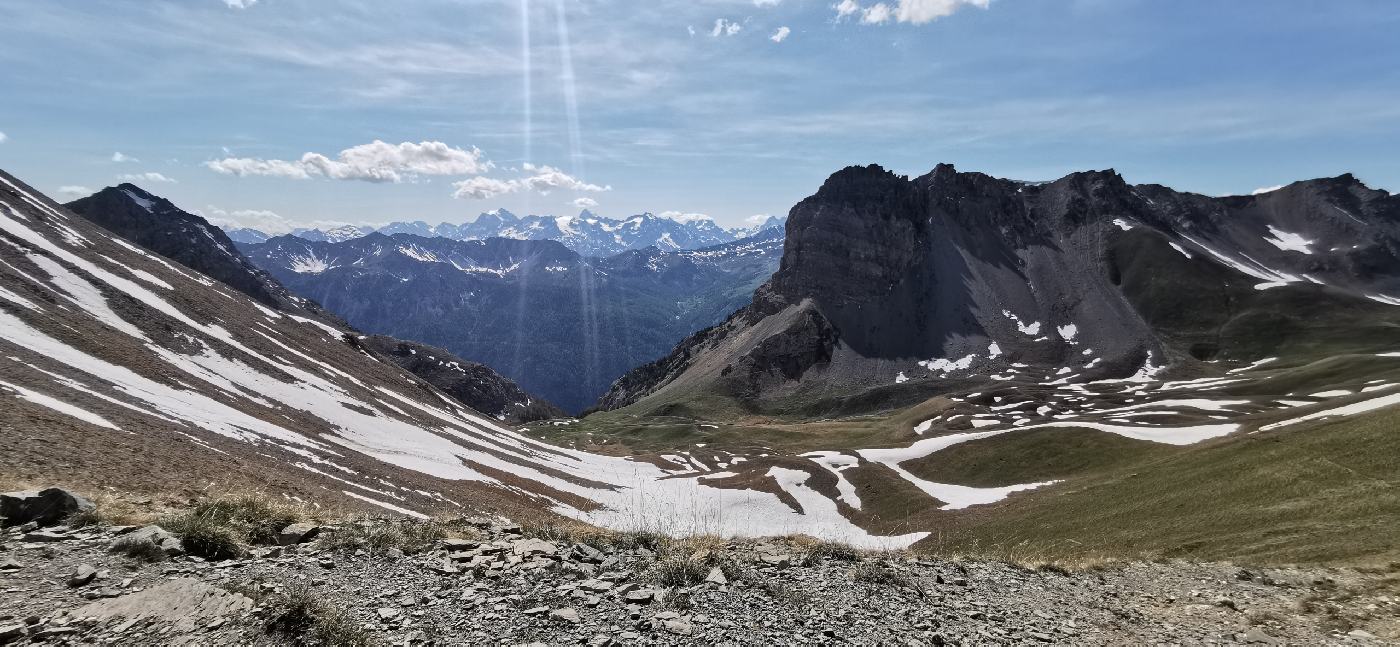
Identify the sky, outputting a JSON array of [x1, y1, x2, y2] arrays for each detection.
[[1, 0, 1398, 232]]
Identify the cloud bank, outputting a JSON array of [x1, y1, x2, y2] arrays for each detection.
[[205, 140, 492, 183]]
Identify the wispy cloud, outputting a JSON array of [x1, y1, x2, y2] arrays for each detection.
[[205, 140, 492, 183], [572, 196, 599, 209], [711, 18, 742, 37], [201, 205, 364, 235], [222, 0, 258, 9], [660, 210, 713, 224], [56, 185, 92, 198], [117, 172, 176, 183], [452, 163, 610, 200], [837, 0, 990, 25], [111, 151, 138, 163], [771, 26, 791, 43], [0, 131, 7, 144]]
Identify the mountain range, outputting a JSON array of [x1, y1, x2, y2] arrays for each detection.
[[7, 164, 1400, 562], [238, 226, 785, 412], [224, 210, 786, 258]]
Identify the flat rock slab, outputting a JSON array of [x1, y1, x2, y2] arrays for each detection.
[[73, 578, 255, 633]]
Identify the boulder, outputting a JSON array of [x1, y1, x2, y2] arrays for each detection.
[[705, 566, 728, 586], [275, 522, 322, 546], [0, 488, 94, 528], [68, 564, 98, 588], [0, 624, 24, 644], [550, 608, 581, 623], [115, 525, 184, 556], [511, 538, 558, 557]]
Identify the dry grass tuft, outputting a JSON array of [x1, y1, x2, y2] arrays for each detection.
[[264, 583, 373, 646], [317, 517, 445, 555]]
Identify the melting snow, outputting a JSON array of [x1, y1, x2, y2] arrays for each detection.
[[1002, 310, 1041, 336], [289, 252, 338, 274], [0, 378, 120, 430], [1308, 389, 1352, 398], [1258, 390, 1400, 432], [1263, 226, 1314, 255], [121, 189, 154, 213]]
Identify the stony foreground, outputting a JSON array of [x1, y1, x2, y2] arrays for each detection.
[[1, 512, 1398, 645]]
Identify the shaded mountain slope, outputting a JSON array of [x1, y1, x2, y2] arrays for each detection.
[[240, 227, 784, 412], [358, 335, 566, 423]]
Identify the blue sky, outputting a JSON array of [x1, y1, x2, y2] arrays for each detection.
[[1, 0, 1398, 231]]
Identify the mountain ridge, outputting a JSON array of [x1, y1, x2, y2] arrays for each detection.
[[597, 163, 1400, 415], [224, 209, 787, 258]]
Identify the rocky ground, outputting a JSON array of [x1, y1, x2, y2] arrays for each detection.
[[2, 498, 1398, 647]]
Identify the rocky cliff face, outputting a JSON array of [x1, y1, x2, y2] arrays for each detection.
[[597, 163, 1400, 415]]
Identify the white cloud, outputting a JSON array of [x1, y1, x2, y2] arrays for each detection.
[[451, 177, 518, 200], [838, 0, 989, 25], [754, 0, 782, 6], [117, 172, 177, 184], [0, 131, 7, 144], [711, 18, 742, 37], [862, 3, 892, 24], [223, 0, 259, 8], [771, 26, 791, 42], [1252, 184, 1286, 195], [896, 0, 990, 24], [202, 205, 368, 236], [56, 186, 93, 199], [206, 140, 491, 183], [660, 211, 713, 224], [451, 164, 610, 200], [744, 214, 773, 225], [519, 163, 610, 194], [111, 151, 138, 163], [572, 197, 599, 209]]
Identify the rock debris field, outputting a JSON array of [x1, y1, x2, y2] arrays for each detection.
[[0, 490, 1397, 645]]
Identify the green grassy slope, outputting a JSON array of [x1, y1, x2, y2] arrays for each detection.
[[923, 408, 1400, 566]]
